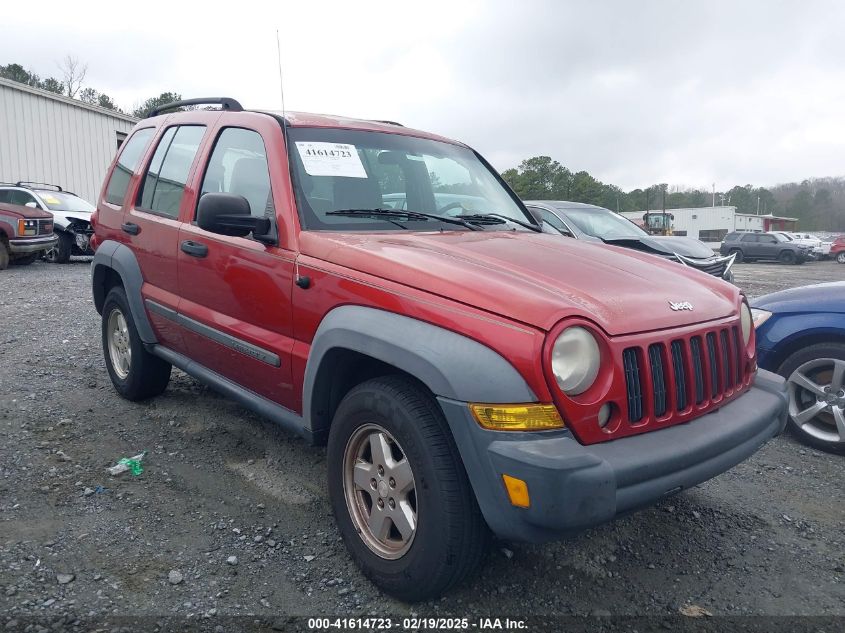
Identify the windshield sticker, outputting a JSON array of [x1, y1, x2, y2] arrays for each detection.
[[42, 195, 61, 205], [295, 142, 367, 178]]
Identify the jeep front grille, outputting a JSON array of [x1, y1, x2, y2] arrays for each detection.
[[622, 325, 747, 424]]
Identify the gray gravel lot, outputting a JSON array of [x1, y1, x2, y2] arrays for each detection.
[[1, 258, 843, 627]]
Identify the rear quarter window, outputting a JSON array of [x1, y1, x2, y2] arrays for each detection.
[[105, 128, 155, 206]]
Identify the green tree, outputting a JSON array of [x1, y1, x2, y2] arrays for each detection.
[[97, 93, 119, 110], [132, 92, 186, 118], [79, 87, 98, 104], [39, 77, 64, 94], [0, 63, 39, 86]]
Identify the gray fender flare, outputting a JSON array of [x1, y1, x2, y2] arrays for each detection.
[[91, 239, 156, 344], [302, 305, 537, 431]]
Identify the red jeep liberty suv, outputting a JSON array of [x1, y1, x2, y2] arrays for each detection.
[[90, 98, 788, 601]]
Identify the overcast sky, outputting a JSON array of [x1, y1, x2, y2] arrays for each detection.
[[4, 0, 845, 190]]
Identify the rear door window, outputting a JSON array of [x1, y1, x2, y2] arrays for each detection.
[[105, 128, 155, 206], [137, 126, 206, 218]]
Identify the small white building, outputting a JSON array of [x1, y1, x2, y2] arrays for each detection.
[[0, 77, 138, 203], [620, 206, 798, 244]]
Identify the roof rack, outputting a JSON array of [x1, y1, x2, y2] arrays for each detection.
[[372, 120, 404, 127], [16, 181, 63, 191], [147, 97, 244, 118]]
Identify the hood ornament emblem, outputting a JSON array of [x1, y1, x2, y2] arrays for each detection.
[[669, 301, 694, 311]]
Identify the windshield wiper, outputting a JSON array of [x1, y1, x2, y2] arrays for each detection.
[[458, 213, 542, 233], [326, 208, 483, 231]]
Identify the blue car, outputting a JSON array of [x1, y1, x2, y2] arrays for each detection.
[[751, 282, 845, 453]]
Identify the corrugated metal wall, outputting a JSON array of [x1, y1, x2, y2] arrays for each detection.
[[0, 78, 138, 203]]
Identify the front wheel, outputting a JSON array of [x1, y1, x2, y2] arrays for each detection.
[[780, 343, 845, 454], [0, 241, 9, 270], [327, 376, 488, 601], [45, 233, 72, 264], [729, 248, 744, 264], [102, 286, 171, 400], [778, 250, 797, 265]]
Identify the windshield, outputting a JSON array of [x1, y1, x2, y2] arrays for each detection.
[[558, 206, 648, 239], [36, 191, 95, 213], [774, 233, 791, 242], [287, 127, 532, 231]]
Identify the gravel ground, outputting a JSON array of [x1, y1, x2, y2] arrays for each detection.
[[1, 258, 843, 628]]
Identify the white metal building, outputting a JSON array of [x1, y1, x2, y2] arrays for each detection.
[[620, 206, 798, 243], [0, 77, 138, 203]]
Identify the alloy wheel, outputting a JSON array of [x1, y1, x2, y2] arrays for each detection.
[[107, 308, 132, 380], [787, 358, 845, 445], [343, 423, 417, 559]]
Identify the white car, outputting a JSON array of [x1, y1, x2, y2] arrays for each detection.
[[0, 182, 95, 263], [770, 231, 825, 259], [790, 232, 832, 257]]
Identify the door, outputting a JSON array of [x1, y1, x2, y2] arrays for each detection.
[[177, 124, 297, 410], [757, 233, 779, 259], [740, 233, 759, 258], [127, 124, 209, 352]]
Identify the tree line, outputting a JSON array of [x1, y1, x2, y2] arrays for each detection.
[[1, 59, 187, 119], [502, 156, 845, 231]]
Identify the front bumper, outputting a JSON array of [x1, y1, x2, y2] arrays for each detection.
[[9, 234, 58, 255], [439, 369, 787, 542]]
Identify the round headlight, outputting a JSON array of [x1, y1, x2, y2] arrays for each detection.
[[740, 302, 753, 345], [551, 326, 601, 395]]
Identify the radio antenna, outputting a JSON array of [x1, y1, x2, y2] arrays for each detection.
[[276, 29, 285, 116]]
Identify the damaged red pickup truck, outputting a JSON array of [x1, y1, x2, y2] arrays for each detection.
[[90, 98, 788, 601]]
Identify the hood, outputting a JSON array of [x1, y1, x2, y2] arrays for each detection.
[[0, 202, 53, 220], [300, 231, 740, 335], [751, 282, 845, 314], [50, 209, 92, 224], [604, 235, 716, 259]]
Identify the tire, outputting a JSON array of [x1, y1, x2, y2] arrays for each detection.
[[729, 248, 744, 264], [327, 376, 489, 601], [46, 233, 72, 264], [778, 342, 845, 455], [101, 286, 171, 401], [12, 253, 38, 265], [836, 252, 845, 264], [778, 250, 796, 265], [0, 240, 8, 270]]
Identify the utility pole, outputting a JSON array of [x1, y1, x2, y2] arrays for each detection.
[[645, 187, 650, 229], [712, 183, 716, 208], [756, 195, 760, 215]]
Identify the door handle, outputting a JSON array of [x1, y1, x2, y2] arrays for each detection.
[[180, 240, 208, 258], [121, 222, 140, 235]]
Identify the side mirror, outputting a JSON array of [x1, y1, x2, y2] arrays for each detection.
[[197, 193, 273, 241], [25, 201, 38, 208]]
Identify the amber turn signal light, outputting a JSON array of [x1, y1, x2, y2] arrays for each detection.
[[469, 403, 564, 431]]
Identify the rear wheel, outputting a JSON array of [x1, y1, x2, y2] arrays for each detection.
[[327, 376, 489, 602], [778, 250, 796, 265], [729, 248, 744, 263], [779, 343, 845, 455], [102, 286, 171, 400], [836, 252, 845, 264], [46, 233, 72, 264]]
